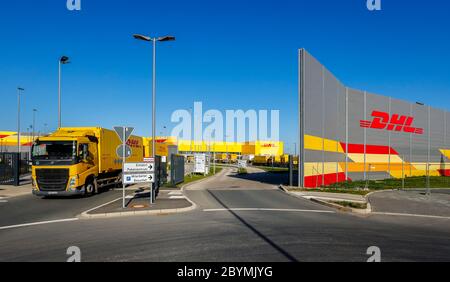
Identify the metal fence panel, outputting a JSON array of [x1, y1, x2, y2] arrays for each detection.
[[0, 153, 20, 186], [171, 155, 185, 186], [299, 49, 450, 187]]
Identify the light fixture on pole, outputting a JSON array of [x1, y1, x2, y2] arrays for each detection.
[[133, 34, 175, 203], [58, 56, 70, 128], [17, 87, 25, 154]]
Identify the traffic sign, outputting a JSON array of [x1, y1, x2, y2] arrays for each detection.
[[124, 173, 155, 184], [114, 126, 134, 143], [124, 162, 154, 173], [116, 144, 132, 159], [238, 160, 248, 168], [144, 157, 155, 163]]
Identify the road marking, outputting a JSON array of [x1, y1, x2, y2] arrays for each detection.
[[371, 212, 450, 220], [80, 198, 122, 216], [203, 208, 335, 214], [0, 218, 79, 231], [0, 200, 8, 203], [170, 196, 186, 199], [169, 191, 182, 195]]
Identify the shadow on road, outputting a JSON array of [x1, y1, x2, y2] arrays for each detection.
[[207, 189, 299, 262], [228, 171, 290, 186]]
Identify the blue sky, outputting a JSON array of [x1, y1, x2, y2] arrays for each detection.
[[1, 0, 449, 153]]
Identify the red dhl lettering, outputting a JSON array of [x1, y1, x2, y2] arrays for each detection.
[[360, 111, 424, 135], [126, 139, 140, 148]]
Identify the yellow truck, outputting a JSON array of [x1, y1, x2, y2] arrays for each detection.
[[31, 127, 144, 197]]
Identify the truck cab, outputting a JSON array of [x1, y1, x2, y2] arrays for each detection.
[[31, 135, 99, 197]]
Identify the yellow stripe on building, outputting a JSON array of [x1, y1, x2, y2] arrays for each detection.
[[441, 149, 450, 159], [304, 135, 344, 153]]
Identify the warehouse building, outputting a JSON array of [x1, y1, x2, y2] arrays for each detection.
[[298, 49, 450, 188], [143, 137, 284, 161], [0, 132, 35, 153], [2, 132, 284, 161]]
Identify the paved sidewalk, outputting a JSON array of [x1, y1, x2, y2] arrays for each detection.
[[289, 191, 367, 203], [81, 189, 194, 218], [369, 189, 450, 217], [0, 184, 32, 199]]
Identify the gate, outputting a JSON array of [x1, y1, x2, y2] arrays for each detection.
[[0, 153, 20, 186], [171, 155, 185, 186]]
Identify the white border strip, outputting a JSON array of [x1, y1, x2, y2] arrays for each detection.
[[80, 197, 122, 216], [0, 218, 79, 231], [203, 208, 335, 214], [371, 212, 450, 220]]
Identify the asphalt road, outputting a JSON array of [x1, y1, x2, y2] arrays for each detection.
[[0, 168, 449, 262], [0, 188, 131, 227]]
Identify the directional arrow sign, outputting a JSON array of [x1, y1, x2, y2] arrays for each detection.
[[116, 144, 132, 159], [124, 163, 154, 173], [123, 173, 155, 184], [114, 126, 134, 143]]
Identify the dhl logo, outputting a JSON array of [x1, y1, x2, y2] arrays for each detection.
[[126, 139, 141, 148], [360, 111, 424, 135], [262, 144, 276, 148]]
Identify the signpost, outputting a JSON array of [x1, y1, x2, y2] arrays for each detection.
[[124, 162, 154, 174], [194, 154, 208, 175], [143, 157, 156, 204], [114, 126, 134, 209], [124, 174, 154, 184], [238, 160, 248, 169]]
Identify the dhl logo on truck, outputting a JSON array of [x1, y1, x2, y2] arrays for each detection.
[[126, 139, 141, 148], [360, 111, 424, 135]]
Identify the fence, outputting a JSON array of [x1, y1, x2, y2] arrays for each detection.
[[299, 49, 450, 188], [0, 153, 22, 186], [171, 155, 185, 186]]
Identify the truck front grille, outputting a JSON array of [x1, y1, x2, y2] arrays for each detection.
[[36, 169, 69, 192]]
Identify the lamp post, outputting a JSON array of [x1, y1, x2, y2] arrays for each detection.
[[58, 56, 70, 128], [133, 34, 175, 203], [32, 109, 37, 145], [17, 87, 25, 154], [189, 107, 193, 154]]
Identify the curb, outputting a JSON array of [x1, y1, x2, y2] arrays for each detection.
[[79, 204, 197, 219], [279, 185, 372, 215], [78, 168, 228, 219]]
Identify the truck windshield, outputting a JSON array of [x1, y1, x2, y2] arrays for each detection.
[[32, 141, 77, 160]]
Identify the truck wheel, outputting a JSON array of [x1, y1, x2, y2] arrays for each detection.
[[85, 180, 95, 197]]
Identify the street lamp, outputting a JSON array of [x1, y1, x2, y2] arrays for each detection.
[[17, 87, 25, 154], [58, 56, 70, 128], [133, 34, 175, 160], [133, 34, 175, 203], [32, 109, 37, 144]]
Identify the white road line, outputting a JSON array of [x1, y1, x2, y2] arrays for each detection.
[[80, 198, 122, 216], [203, 208, 335, 214], [170, 196, 186, 199], [371, 212, 450, 220], [168, 191, 182, 195], [0, 218, 79, 231], [0, 200, 8, 203]]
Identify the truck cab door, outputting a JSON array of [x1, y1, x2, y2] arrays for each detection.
[[88, 142, 98, 168]]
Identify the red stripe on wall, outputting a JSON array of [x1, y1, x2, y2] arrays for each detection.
[[304, 173, 349, 188], [340, 143, 399, 155], [438, 169, 450, 177]]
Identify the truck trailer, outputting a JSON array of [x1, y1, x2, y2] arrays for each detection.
[[31, 127, 144, 197]]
